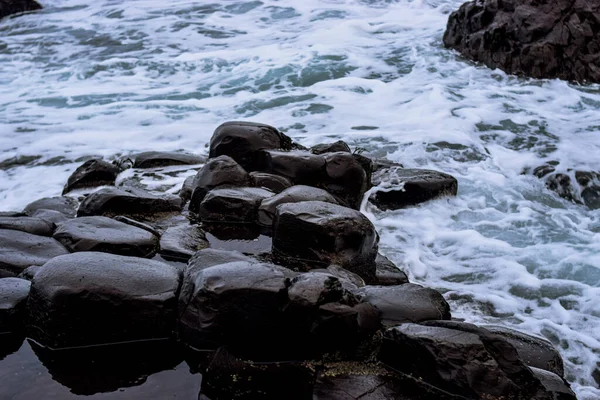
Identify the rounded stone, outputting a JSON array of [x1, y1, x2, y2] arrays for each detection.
[[0, 229, 69, 277], [0, 278, 31, 333], [63, 159, 121, 195], [198, 187, 274, 224]]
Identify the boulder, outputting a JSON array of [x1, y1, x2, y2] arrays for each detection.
[[198, 187, 273, 224], [321, 152, 368, 209], [249, 172, 293, 194], [0, 216, 55, 236], [27, 252, 181, 349], [530, 367, 577, 400], [112, 215, 160, 236], [189, 155, 250, 213], [126, 151, 205, 168], [0, 0, 42, 20], [28, 209, 69, 224], [354, 284, 450, 325], [209, 121, 292, 171], [311, 264, 366, 291], [257, 150, 326, 186], [77, 187, 183, 217], [63, 159, 121, 194], [310, 140, 351, 155], [159, 224, 209, 262], [180, 175, 195, 202], [443, 0, 600, 83], [0, 278, 31, 333], [257, 185, 338, 227], [375, 253, 409, 286], [272, 201, 378, 282], [23, 196, 78, 217], [53, 216, 160, 258], [0, 229, 69, 277], [370, 168, 457, 210], [482, 325, 564, 377]]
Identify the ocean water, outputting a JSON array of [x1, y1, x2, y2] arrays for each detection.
[[1, 0, 599, 398]]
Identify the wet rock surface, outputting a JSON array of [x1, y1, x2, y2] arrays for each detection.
[[0, 0, 42, 20], [0, 278, 31, 333], [77, 187, 183, 217], [53, 216, 160, 258], [258, 150, 326, 186], [23, 196, 79, 218], [63, 159, 121, 194], [0, 230, 69, 277], [159, 224, 209, 262], [198, 187, 273, 223], [370, 168, 458, 210], [0, 216, 55, 236], [532, 164, 600, 209], [375, 253, 409, 286], [321, 152, 368, 209], [126, 151, 205, 168], [27, 252, 181, 349], [444, 0, 600, 83], [310, 140, 351, 155], [249, 171, 293, 194]]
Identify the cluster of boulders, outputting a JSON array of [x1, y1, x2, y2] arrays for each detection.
[[444, 0, 600, 84], [0, 121, 575, 399], [0, 0, 42, 20]]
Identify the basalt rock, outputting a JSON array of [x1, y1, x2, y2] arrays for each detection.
[[310, 140, 351, 155], [27, 209, 69, 224], [0, 216, 55, 236], [0, 230, 68, 277], [198, 187, 274, 224], [77, 187, 183, 217], [23, 196, 79, 218], [159, 224, 209, 262], [0, 278, 31, 333], [27, 252, 181, 349], [188, 155, 250, 213], [249, 172, 293, 194], [321, 152, 368, 209], [355, 284, 450, 326], [375, 253, 409, 286], [443, 0, 600, 83], [53, 216, 160, 258], [125, 151, 205, 169], [180, 175, 195, 202], [0, 0, 42, 20], [17, 265, 40, 281], [257, 185, 338, 227], [272, 201, 378, 282], [534, 166, 600, 209], [209, 121, 293, 171], [257, 150, 326, 186], [370, 168, 458, 210], [63, 159, 121, 194]]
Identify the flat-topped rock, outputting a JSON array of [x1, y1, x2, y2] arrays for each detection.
[[273, 201, 378, 282], [77, 187, 183, 217], [249, 172, 293, 194], [198, 187, 273, 224], [0, 278, 31, 333], [63, 159, 121, 195], [258, 150, 326, 186], [53, 216, 160, 258], [0, 230, 69, 277], [257, 185, 338, 227], [0, 216, 55, 236], [159, 224, 209, 262], [370, 168, 458, 210], [23, 196, 78, 218], [27, 252, 181, 349], [209, 121, 293, 171], [126, 151, 205, 168]]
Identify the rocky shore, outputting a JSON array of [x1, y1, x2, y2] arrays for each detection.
[[0, 121, 576, 399]]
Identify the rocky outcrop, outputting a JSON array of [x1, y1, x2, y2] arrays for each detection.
[[0, 0, 42, 20], [443, 0, 600, 83]]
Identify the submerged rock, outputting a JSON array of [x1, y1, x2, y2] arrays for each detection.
[[209, 121, 292, 171], [443, 0, 600, 83], [159, 224, 209, 262], [0, 0, 42, 20], [273, 201, 378, 282], [28, 252, 181, 349], [63, 159, 121, 195], [0, 278, 31, 333], [0, 229, 68, 277], [77, 187, 183, 217], [370, 168, 457, 210], [53, 216, 160, 258], [0, 216, 55, 236], [249, 172, 293, 194], [198, 187, 273, 223]]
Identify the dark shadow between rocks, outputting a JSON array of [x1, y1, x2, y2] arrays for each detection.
[[0, 333, 24, 361]]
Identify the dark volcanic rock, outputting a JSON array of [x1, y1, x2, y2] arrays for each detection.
[[530, 367, 577, 400], [209, 121, 292, 170], [23, 196, 78, 217], [249, 172, 293, 194], [370, 168, 458, 210], [257, 185, 338, 227], [375, 253, 409, 286], [258, 150, 326, 186], [532, 167, 600, 209], [0, 216, 55, 236], [127, 151, 205, 168], [159, 224, 209, 262], [483, 325, 565, 377], [27, 252, 181, 349], [443, 0, 600, 83], [189, 155, 250, 213], [0, 0, 42, 20], [321, 152, 368, 209], [63, 159, 121, 194], [273, 201, 378, 282], [53, 216, 160, 258], [17, 265, 40, 281], [0, 278, 31, 333], [77, 187, 183, 217], [355, 284, 450, 325], [198, 187, 273, 224], [0, 230, 68, 277], [310, 140, 351, 155], [180, 175, 195, 202], [28, 209, 69, 224]]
